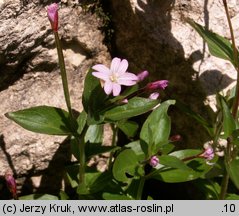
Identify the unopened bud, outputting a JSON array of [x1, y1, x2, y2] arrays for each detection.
[[149, 156, 159, 167], [169, 134, 182, 142], [146, 80, 168, 91], [137, 70, 149, 82], [47, 3, 58, 32], [149, 92, 160, 100], [121, 98, 128, 104], [5, 170, 17, 199]]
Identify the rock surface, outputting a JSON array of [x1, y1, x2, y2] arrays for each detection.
[[0, 0, 110, 196]]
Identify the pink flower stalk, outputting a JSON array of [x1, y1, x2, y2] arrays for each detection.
[[137, 70, 149, 82], [47, 3, 58, 32], [149, 156, 159, 167], [5, 170, 17, 199], [149, 92, 160, 100], [200, 145, 214, 161], [92, 57, 138, 96], [146, 80, 169, 91]]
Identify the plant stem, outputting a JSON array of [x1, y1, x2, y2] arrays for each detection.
[[78, 136, 86, 185], [222, 0, 239, 117], [54, 32, 74, 122], [54, 32, 85, 186], [136, 177, 145, 200], [108, 124, 118, 168], [220, 0, 239, 199], [219, 165, 230, 199]]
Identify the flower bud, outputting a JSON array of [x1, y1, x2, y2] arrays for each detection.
[[5, 170, 17, 199], [149, 156, 159, 167], [149, 92, 160, 100], [146, 80, 168, 91], [137, 70, 149, 82], [121, 98, 129, 104], [47, 3, 58, 32], [169, 134, 182, 142]]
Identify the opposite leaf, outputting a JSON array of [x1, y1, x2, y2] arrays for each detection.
[[140, 100, 175, 155], [5, 106, 72, 135], [113, 149, 141, 182], [104, 97, 159, 121], [219, 95, 236, 138]]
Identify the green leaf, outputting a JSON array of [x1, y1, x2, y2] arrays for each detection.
[[5, 106, 72, 135], [19, 194, 58, 200], [59, 191, 69, 200], [77, 171, 113, 195], [88, 171, 113, 194], [65, 164, 79, 188], [104, 97, 159, 121], [113, 149, 141, 182], [160, 143, 175, 155], [158, 155, 191, 171], [76, 110, 87, 135], [187, 19, 235, 65], [227, 156, 239, 190], [117, 120, 139, 137], [226, 193, 239, 200], [82, 69, 108, 124], [219, 95, 236, 137], [140, 100, 175, 155], [85, 124, 103, 143], [102, 193, 132, 200], [125, 140, 145, 161]]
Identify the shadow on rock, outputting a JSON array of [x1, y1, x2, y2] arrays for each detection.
[[110, 0, 221, 149]]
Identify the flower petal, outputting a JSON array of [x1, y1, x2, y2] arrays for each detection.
[[110, 57, 121, 73], [92, 72, 110, 82], [117, 59, 128, 75], [104, 81, 113, 95], [92, 64, 110, 74], [112, 83, 121, 96], [137, 70, 149, 82], [118, 72, 138, 86]]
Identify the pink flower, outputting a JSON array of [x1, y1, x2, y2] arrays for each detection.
[[146, 80, 168, 91], [92, 57, 138, 96], [5, 170, 17, 199], [137, 70, 149, 82], [149, 156, 159, 167], [47, 3, 58, 32], [149, 92, 160, 100]]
